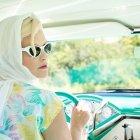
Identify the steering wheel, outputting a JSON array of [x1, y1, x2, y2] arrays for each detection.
[[56, 91, 79, 105], [55, 91, 79, 122], [56, 91, 97, 140], [55, 92, 108, 136]]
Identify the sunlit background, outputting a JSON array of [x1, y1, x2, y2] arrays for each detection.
[[47, 35, 140, 93]]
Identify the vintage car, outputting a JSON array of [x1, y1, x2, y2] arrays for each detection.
[[0, 0, 140, 140]]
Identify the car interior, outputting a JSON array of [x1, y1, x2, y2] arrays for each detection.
[[0, 0, 140, 140]]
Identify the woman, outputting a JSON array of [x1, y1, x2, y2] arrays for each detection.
[[0, 14, 90, 140]]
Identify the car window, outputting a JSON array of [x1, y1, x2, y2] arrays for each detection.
[[47, 35, 140, 93]]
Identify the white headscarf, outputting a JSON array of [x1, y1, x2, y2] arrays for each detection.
[[0, 13, 40, 119]]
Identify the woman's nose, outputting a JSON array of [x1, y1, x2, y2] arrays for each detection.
[[39, 50, 48, 61]]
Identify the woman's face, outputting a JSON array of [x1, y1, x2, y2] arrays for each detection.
[[22, 30, 48, 78]]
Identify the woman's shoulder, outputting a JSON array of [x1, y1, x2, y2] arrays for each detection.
[[5, 81, 61, 112], [12, 81, 53, 95], [11, 81, 58, 104]]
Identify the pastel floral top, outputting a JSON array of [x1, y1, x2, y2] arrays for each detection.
[[0, 82, 63, 140]]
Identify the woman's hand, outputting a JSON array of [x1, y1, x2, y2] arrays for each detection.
[[70, 104, 91, 140], [71, 105, 91, 131]]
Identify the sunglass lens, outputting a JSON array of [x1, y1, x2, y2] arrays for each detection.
[[44, 43, 51, 53], [29, 48, 35, 56], [35, 47, 41, 57]]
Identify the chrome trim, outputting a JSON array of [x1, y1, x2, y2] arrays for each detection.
[[94, 115, 123, 137], [93, 115, 140, 137], [43, 19, 134, 31]]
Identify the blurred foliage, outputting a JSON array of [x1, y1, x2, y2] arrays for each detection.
[[47, 35, 140, 93]]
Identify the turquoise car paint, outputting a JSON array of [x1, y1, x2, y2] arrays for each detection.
[[56, 91, 140, 140], [102, 96, 140, 109], [56, 91, 79, 105]]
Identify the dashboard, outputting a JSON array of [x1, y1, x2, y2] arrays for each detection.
[[56, 92, 140, 140], [101, 118, 140, 140]]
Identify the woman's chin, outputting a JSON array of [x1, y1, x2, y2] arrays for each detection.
[[35, 73, 48, 79], [38, 75, 48, 78]]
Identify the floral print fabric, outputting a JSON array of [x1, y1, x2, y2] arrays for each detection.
[[0, 82, 63, 140]]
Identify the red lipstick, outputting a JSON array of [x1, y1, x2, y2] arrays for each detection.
[[38, 65, 47, 69]]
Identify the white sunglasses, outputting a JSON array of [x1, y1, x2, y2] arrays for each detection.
[[22, 42, 51, 57]]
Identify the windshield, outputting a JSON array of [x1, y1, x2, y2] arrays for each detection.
[[47, 35, 140, 94]]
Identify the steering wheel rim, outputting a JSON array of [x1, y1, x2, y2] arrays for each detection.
[[55, 91, 79, 122], [56, 92, 111, 140], [56, 91, 79, 105]]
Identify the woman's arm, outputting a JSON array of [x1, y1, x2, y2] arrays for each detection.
[[42, 109, 72, 140], [42, 106, 90, 140]]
